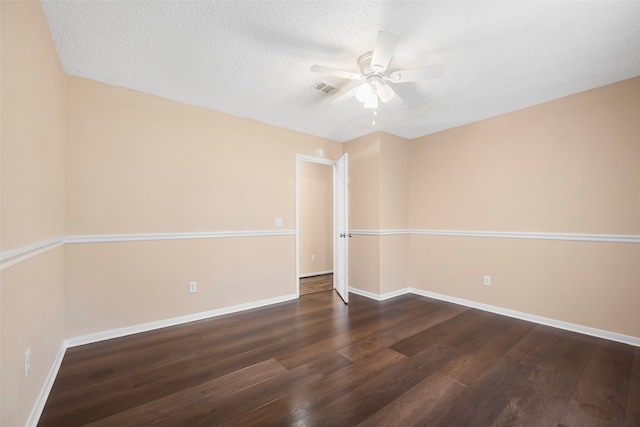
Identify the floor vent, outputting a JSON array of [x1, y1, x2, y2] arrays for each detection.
[[311, 80, 338, 95]]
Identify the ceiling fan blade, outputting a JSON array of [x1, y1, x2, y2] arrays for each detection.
[[385, 64, 444, 83], [329, 86, 358, 105], [370, 31, 398, 73], [310, 64, 362, 80], [377, 83, 397, 103]]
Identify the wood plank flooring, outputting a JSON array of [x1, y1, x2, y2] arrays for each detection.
[[38, 291, 640, 426], [299, 273, 333, 296]]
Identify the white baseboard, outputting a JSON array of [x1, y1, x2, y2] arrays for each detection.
[[409, 288, 640, 347], [349, 286, 381, 300], [352, 286, 639, 347], [26, 343, 67, 427], [349, 286, 410, 301], [66, 294, 298, 348], [379, 288, 412, 301], [299, 270, 333, 278]]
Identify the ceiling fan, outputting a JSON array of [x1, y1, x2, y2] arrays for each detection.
[[311, 31, 444, 108]]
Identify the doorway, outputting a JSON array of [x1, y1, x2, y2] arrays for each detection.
[[298, 160, 333, 295], [296, 154, 349, 303]]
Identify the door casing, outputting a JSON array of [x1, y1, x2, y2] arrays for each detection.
[[295, 154, 348, 301]]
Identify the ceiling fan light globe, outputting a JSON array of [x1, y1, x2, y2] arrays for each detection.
[[355, 83, 372, 102], [376, 83, 395, 103], [364, 93, 378, 109]]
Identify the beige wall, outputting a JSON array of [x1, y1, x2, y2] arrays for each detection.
[[379, 133, 410, 294], [65, 76, 342, 337], [379, 133, 409, 230], [348, 235, 380, 295], [379, 234, 409, 295], [344, 133, 380, 231], [1, 2, 67, 426], [66, 237, 295, 338], [66, 77, 341, 235], [298, 161, 333, 276], [410, 236, 640, 336], [344, 132, 411, 295], [409, 76, 640, 337], [1, 2, 66, 249], [344, 133, 380, 293], [409, 77, 640, 234]]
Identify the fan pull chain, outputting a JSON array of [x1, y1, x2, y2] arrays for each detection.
[[372, 109, 378, 126]]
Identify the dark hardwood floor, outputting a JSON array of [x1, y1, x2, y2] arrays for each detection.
[[299, 273, 333, 296], [38, 291, 640, 426]]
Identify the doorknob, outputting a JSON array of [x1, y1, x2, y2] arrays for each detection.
[[349, 233, 352, 238]]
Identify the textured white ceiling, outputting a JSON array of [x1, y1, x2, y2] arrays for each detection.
[[42, 1, 640, 142]]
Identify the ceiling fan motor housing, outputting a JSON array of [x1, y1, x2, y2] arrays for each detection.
[[357, 51, 376, 76]]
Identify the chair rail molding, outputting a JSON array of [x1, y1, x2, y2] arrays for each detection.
[[348, 229, 640, 243]]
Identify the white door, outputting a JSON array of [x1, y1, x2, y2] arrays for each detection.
[[333, 153, 349, 303]]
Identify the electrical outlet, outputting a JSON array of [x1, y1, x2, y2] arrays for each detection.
[[483, 276, 491, 286], [274, 218, 283, 227], [25, 348, 31, 377], [311, 255, 316, 262], [189, 282, 197, 293]]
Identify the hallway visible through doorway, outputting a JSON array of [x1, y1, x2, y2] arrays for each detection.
[[299, 274, 333, 296]]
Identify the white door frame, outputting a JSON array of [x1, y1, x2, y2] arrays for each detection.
[[295, 154, 345, 298], [333, 153, 349, 303]]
